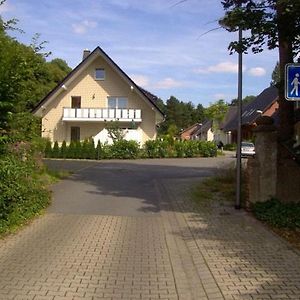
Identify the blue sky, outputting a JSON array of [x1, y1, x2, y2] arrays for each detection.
[[0, 0, 278, 107]]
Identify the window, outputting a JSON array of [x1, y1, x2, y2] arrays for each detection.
[[71, 127, 80, 142], [108, 97, 128, 109], [71, 96, 81, 108], [95, 68, 105, 80]]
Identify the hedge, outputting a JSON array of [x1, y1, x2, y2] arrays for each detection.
[[44, 138, 217, 160]]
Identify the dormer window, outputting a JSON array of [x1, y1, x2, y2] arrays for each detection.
[[95, 68, 105, 80]]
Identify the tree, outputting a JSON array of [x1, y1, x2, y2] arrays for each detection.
[[205, 99, 229, 130], [0, 9, 72, 129], [230, 95, 256, 106], [270, 62, 280, 87], [220, 0, 300, 142]]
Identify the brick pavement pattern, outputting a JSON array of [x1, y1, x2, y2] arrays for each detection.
[[0, 159, 299, 300]]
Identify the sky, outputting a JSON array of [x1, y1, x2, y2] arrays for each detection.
[[0, 0, 279, 107]]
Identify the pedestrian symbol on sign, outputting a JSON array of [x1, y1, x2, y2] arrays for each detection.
[[291, 73, 299, 96], [285, 64, 300, 100]]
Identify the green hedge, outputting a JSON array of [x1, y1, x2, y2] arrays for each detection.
[[0, 148, 50, 234], [44, 139, 217, 160]]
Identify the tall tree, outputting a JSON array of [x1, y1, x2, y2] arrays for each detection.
[[220, 0, 300, 142], [205, 99, 229, 130]]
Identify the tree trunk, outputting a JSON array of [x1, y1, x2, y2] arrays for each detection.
[[276, 3, 295, 143]]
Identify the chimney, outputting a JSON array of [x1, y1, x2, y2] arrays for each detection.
[[82, 49, 91, 61]]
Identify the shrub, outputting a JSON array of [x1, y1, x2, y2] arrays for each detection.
[[252, 198, 300, 229], [174, 140, 186, 158], [198, 141, 217, 157], [52, 141, 60, 158], [0, 155, 50, 233], [144, 140, 160, 158], [60, 141, 67, 158], [110, 140, 139, 159], [44, 140, 52, 158], [224, 143, 237, 151]]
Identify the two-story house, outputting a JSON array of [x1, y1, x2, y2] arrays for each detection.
[[33, 47, 164, 145]]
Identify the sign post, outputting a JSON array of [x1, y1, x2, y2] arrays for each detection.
[[285, 64, 300, 101]]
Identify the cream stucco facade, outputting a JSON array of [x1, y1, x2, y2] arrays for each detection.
[[33, 47, 164, 146]]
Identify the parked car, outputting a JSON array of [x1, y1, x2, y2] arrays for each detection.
[[240, 141, 255, 157]]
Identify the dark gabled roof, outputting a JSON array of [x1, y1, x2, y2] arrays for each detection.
[[223, 86, 278, 131], [32, 46, 164, 117], [220, 105, 237, 129]]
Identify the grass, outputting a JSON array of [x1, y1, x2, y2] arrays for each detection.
[[191, 166, 244, 210]]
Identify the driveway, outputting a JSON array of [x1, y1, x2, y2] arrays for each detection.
[[0, 157, 299, 300]]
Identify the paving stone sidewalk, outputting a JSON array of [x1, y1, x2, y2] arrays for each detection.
[[162, 178, 300, 300], [0, 168, 299, 300]]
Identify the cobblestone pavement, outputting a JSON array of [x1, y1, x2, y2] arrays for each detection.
[[0, 159, 299, 300]]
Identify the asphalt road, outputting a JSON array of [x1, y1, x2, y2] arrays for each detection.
[[45, 157, 234, 216]]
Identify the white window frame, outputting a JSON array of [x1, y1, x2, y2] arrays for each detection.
[[95, 68, 105, 80]]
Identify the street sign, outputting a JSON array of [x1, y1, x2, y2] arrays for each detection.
[[285, 63, 300, 100]]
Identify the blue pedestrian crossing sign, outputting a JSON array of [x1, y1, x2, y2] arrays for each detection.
[[285, 63, 300, 100]]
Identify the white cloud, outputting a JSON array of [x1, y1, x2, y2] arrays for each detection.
[[248, 67, 266, 77], [154, 78, 184, 89], [195, 61, 246, 74], [130, 75, 150, 87], [72, 20, 97, 34]]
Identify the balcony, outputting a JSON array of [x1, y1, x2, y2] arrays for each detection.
[[63, 108, 142, 122]]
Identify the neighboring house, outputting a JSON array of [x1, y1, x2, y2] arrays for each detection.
[[33, 47, 164, 146], [214, 106, 238, 145], [180, 123, 201, 140], [223, 86, 279, 143], [191, 120, 214, 141], [180, 121, 213, 141]]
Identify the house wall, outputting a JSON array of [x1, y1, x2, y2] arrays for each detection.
[[262, 101, 279, 117], [180, 125, 197, 140], [41, 56, 158, 145]]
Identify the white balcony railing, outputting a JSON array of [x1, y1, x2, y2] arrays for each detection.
[[62, 108, 142, 122]]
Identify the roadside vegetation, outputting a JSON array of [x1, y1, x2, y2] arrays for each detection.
[[44, 138, 217, 160], [192, 166, 300, 250]]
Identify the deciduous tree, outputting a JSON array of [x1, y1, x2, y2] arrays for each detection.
[[220, 0, 300, 141]]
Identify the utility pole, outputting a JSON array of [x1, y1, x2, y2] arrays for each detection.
[[235, 26, 243, 210]]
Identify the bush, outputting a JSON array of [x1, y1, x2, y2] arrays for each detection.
[[0, 155, 50, 233], [252, 198, 300, 229], [198, 141, 217, 157], [110, 140, 139, 159], [44, 138, 217, 160], [60, 141, 67, 158], [224, 143, 236, 151], [52, 141, 60, 158], [44, 140, 52, 158]]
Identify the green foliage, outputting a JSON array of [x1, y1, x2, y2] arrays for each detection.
[[0, 18, 71, 130], [44, 138, 217, 160], [110, 140, 140, 159], [0, 154, 50, 234], [60, 140, 67, 158], [105, 121, 125, 142], [205, 99, 229, 131], [223, 143, 237, 151], [158, 96, 205, 136], [220, 1, 300, 56], [52, 141, 60, 158], [252, 198, 300, 229]]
